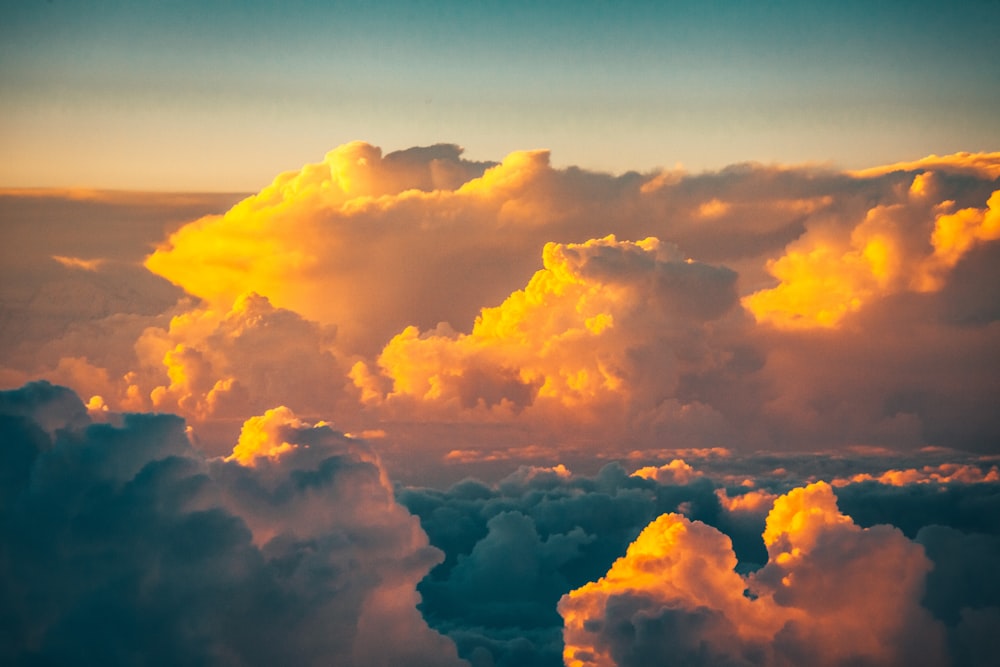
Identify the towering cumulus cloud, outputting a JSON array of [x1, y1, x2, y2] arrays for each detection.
[[4, 144, 1000, 463], [743, 173, 1000, 329], [0, 382, 465, 666], [559, 482, 946, 667], [352, 235, 739, 446]]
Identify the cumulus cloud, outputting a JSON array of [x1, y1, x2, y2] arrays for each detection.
[[352, 234, 741, 449], [5, 144, 1000, 467], [631, 459, 701, 485], [559, 482, 948, 666], [5, 384, 994, 667], [5, 143, 1000, 666], [140, 142, 858, 358], [832, 462, 1000, 487], [743, 176, 1000, 329], [67, 291, 357, 455], [0, 382, 465, 666]]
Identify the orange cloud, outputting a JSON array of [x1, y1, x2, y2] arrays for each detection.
[[51, 255, 106, 271], [87, 292, 353, 451], [560, 481, 946, 666], [744, 174, 1000, 329], [143, 143, 548, 353], [715, 487, 778, 514], [832, 463, 1000, 487], [631, 459, 701, 485], [9, 146, 1000, 459], [351, 235, 740, 446], [140, 141, 842, 361], [848, 151, 1000, 180], [225, 406, 308, 466]]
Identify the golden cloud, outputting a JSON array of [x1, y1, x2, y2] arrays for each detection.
[[560, 482, 946, 666], [744, 175, 1000, 329], [352, 235, 740, 447]]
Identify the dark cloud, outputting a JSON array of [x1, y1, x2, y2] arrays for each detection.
[[3, 383, 998, 666], [398, 453, 1000, 666], [0, 382, 465, 666]]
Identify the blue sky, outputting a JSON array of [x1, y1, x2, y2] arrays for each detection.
[[1, 0, 998, 189]]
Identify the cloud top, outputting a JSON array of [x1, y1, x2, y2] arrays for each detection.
[[560, 481, 947, 666]]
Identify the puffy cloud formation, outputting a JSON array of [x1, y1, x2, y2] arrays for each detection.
[[832, 463, 1000, 487], [631, 459, 701, 485], [4, 145, 1000, 466], [559, 482, 947, 666], [743, 177, 1000, 329], [134, 292, 347, 421], [144, 143, 507, 352], [140, 142, 856, 357], [3, 384, 997, 667], [136, 144, 1000, 458], [0, 381, 465, 666], [399, 454, 1000, 666], [353, 235, 739, 445], [51, 291, 356, 455]]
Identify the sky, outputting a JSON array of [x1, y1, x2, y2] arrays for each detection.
[[2, 0, 999, 189], [2, 2, 1000, 666]]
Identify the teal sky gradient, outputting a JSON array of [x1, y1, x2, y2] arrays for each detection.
[[2, 0, 998, 190]]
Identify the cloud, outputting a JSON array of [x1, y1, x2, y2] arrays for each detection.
[[7, 386, 993, 667], [50, 255, 107, 271], [140, 142, 851, 359], [353, 234, 741, 449], [144, 142, 504, 353], [631, 459, 701, 485], [832, 462, 1000, 487], [5, 144, 1000, 466], [848, 151, 1000, 180], [4, 144, 1000, 666], [559, 482, 948, 666], [0, 382, 465, 666], [743, 176, 1000, 329], [96, 292, 354, 454]]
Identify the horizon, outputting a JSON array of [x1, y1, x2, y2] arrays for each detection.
[[3, 1, 999, 190]]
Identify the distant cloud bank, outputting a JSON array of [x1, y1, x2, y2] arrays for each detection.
[[3, 382, 998, 665], [4, 143, 997, 464]]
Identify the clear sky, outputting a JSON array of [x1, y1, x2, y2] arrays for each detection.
[[2, 0, 998, 190]]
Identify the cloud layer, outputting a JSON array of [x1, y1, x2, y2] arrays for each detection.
[[560, 482, 946, 666], [0, 381, 465, 666], [3, 145, 999, 465], [3, 382, 999, 666]]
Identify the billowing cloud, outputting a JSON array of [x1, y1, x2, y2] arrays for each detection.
[[352, 235, 740, 449], [4, 144, 1000, 470], [743, 177, 1000, 329], [76, 291, 355, 455], [399, 449, 1000, 666], [5, 383, 996, 667], [832, 462, 1000, 487], [0, 382, 465, 666], [559, 482, 947, 666], [631, 459, 701, 485], [140, 142, 863, 358]]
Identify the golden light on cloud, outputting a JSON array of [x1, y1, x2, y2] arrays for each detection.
[[631, 458, 701, 485], [352, 234, 738, 441], [226, 405, 304, 466], [832, 463, 1000, 487], [51, 255, 106, 271], [848, 151, 1000, 180], [560, 482, 947, 666], [743, 175, 1000, 329]]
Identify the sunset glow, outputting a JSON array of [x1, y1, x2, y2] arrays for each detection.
[[2, 2, 998, 665]]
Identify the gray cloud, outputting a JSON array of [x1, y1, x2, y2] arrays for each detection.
[[0, 382, 465, 666]]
